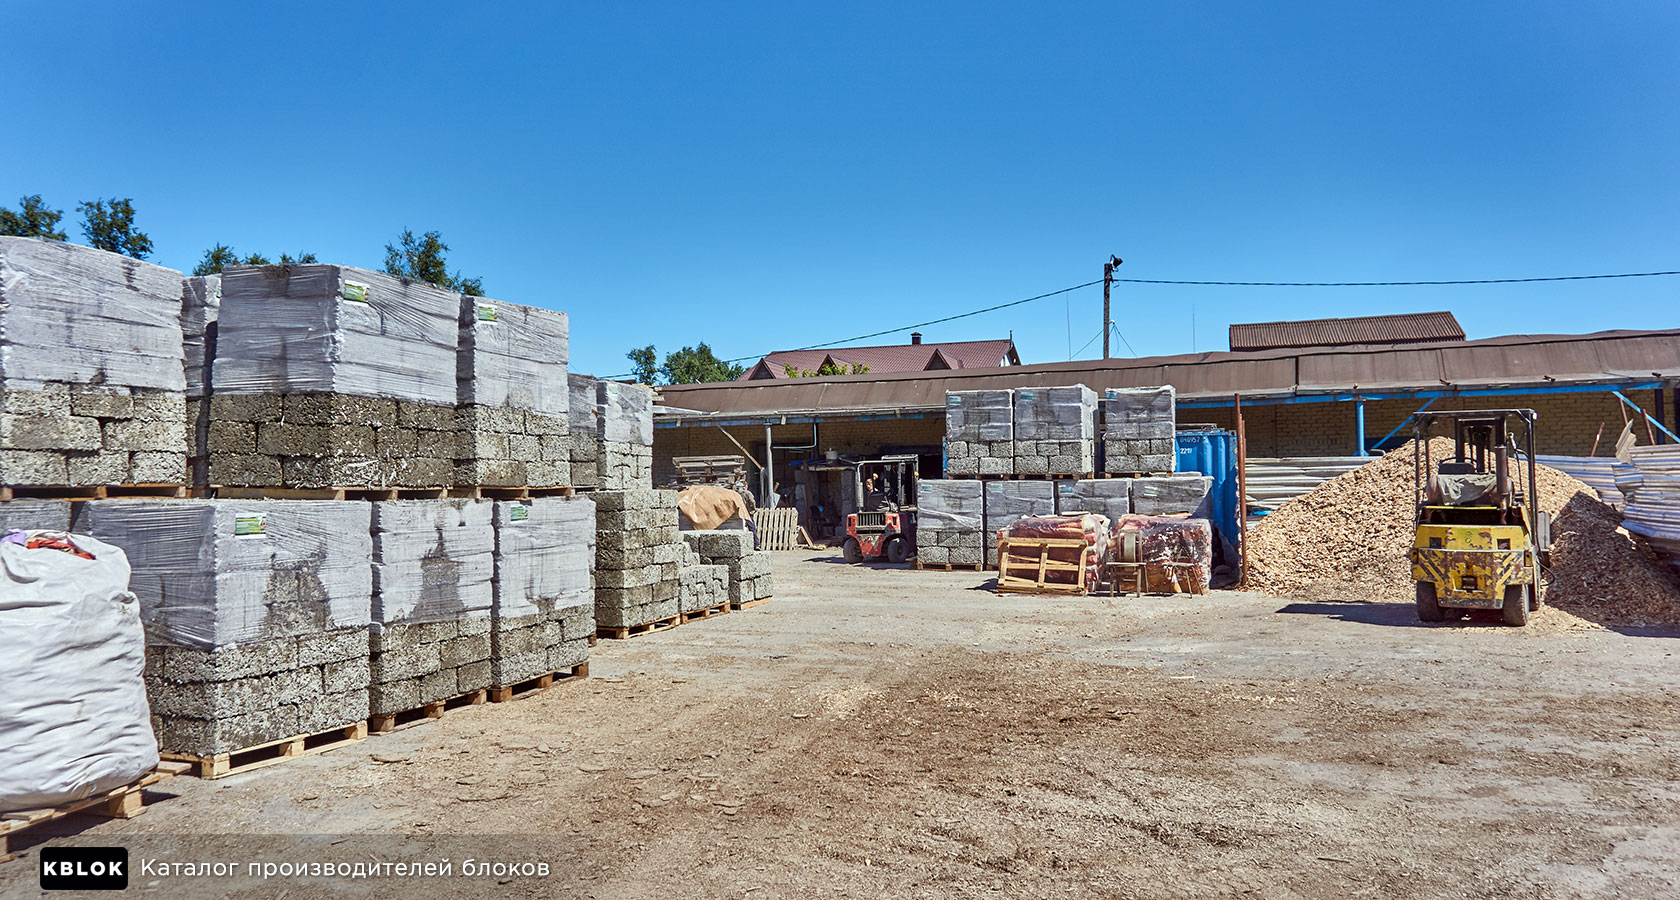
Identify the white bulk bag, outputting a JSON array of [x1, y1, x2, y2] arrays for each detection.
[[0, 532, 158, 812]]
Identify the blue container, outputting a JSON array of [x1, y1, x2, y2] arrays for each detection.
[[1174, 429, 1239, 561]]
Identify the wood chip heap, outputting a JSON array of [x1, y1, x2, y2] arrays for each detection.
[[1245, 438, 1680, 626]]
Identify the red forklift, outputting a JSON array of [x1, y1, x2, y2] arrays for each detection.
[[842, 455, 919, 564]]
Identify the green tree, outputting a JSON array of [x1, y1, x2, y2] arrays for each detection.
[[663, 343, 745, 384], [784, 361, 869, 378], [192, 244, 318, 275], [626, 346, 658, 384], [77, 198, 152, 258], [0, 194, 67, 240], [383, 228, 483, 296]]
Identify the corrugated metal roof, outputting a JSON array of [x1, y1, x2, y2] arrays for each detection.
[[1229, 311, 1465, 351], [657, 328, 1680, 419], [741, 339, 1016, 380]]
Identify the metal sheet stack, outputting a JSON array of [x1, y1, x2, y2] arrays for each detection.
[[1243, 457, 1368, 512], [983, 481, 1056, 566], [1102, 386, 1176, 475], [456, 298, 571, 488], [0, 238, 188, 487], [682, 530, 774, 607], [368, 499, 495, 717], [915, 479, 985, 566], [1055, 478, 1131, 522], [1619, 445, 1680, 572], [944, 390, 1015, 476], [597, 381, 654, 489], [592, 489, 685, 630], [79, 500, 374, 757], [566, 374, 601, 489], [1536, 455, 1626, 508], [1012, 386, 1096, 476], [209, 265, 461, 489], [489, 496, 595, 687], [181, 274, 220, 488]]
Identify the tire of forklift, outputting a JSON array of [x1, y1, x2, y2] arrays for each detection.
[[842, 538, 863, 564], [1502, 583, 1530, 626], [1416, 582, 1444, 623], [885, 537, 909, 564]]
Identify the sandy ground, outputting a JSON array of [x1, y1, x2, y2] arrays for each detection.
[[6, 551, 1679, 899]]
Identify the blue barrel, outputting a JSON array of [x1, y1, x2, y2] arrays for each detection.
[[1174, 430, 1239, 561]]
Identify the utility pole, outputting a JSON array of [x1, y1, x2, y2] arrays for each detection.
[[1102, 255, 1122, 358]]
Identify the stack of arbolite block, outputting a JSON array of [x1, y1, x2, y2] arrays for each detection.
[[914, 479, 985, 567], [983, 481, 1056, 566], [0, 499, 72, 532], [1013, 385, 1097, 476], [208, 265, 460, 489], [592, 488, 685, 633], [0, 238, 188, 488], [1131, 473, 1213, 518], [944, 389, 1015, 476], [455, 297, 571, 488], [1055, 479, 1131, 521], [489, 495, 596, 689], [566, 374, 601, 489], [675, 540, 729, 616], [1102, 386, 1176, 475], [681, 529, 773, 608], [596, 380, 654, 490], [181, 274, 219, 488], [367, 499, 495, 727], [79, 500, 374, 759]]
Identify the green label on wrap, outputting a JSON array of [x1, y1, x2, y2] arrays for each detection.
[[234, 514, 267, 536], [476, 303, 498, 323], [510, 503, 530, 522], [343, 281, 370, 304]]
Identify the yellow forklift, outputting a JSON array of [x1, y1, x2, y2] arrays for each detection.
[[1410, 409, 1551, 625]]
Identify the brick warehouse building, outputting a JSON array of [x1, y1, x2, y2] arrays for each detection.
[[651, 327, 1680, 531]]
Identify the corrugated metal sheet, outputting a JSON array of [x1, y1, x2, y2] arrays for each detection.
[[657, 328, 1680, 418], [1229, 311, 1464, 351], [1535, 456, 1625, 508], [1244, 457, 1370, 511]]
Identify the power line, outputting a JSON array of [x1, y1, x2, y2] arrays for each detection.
[[1112, 271, 1680, 287]]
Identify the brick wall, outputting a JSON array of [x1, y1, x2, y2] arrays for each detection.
[[652, 417, 945, 488]]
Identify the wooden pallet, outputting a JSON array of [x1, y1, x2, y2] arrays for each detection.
[[209, 486, 448, 501], [0, 762, 192, 862], [752, 508, 800, 551], [447, 485, 576, 500], [996, 537, 1092, 595], [0, 483, 185, 501], [1094, 471, 1173, 479], [368, 689, 488, 735], [596, 615, 681, 640], [489, 662, 589, 703], [679, 601, 730, 624], [162, 722, 368, 779], [730, 596, 773, 611], [912, 561, 987, 571], [945, 473, 1090, 481]]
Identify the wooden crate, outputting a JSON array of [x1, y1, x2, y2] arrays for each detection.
[[996, 536, 1092, 595]]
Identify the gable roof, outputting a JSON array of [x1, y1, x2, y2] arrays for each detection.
[[741, 338, 1018, 380], [1230, 311, 1465, 351]]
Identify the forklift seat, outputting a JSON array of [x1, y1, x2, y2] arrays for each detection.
[[1438, 460, 1478, 475]]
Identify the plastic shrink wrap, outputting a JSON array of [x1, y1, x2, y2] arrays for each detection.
[[1002, 514, 1110, 587], [457, 298, 569, 415], [1112, 514, 1212, 594]]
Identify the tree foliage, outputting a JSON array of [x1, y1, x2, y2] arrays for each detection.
[[77, 198, 152, 258], [625, 343, 745, 384], [383, 228, 483, 296], [0, 194, 67, 240], [192, 244, 318, 276], [784, 361, 869, 378]]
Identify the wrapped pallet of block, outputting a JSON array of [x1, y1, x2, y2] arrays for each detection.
[[681, 529, 773, 608], [1013, 385, 1096, 476], [596, 380, 654, 489], [457, 298, 571, 488], [369, 499, 495, 721], [489, 495, 595, 688], [915, 479, 984, 567], [1056, 478, 1131, 522], [0, 237, 188, 487], [944, 390, 1015, 476], [1102, 386, 1176, 475], [209, 265, 460, 489], [0, 500, 73, 533], [182, 274, 220, 488], [566, 374, 601, 489], [0, 532, 158, 812], [593, 489, 686, 630], [982, 481, 1055, 566], [79, 500, 373, 757], [1131, 473, 1213, 518]]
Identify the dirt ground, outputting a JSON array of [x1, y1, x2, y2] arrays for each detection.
[[6, 551, 1679, 899]]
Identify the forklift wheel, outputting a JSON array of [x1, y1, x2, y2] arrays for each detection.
[[1502, 584, 1530, 627], [842, 538, 862, 564], [885, 538, 909, 564], [1415, 582, 1444, 623]]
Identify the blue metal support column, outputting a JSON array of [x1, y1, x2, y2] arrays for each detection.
[[1355, 398, 1367, 456], [1373, 397, 1437, 453], [1611, 390, 1680, 443]]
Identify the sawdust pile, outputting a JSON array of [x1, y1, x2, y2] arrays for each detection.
[[1245, 438, 1680, 627]]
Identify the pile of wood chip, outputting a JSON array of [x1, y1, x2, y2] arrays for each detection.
[[1245, 438, 1680, 627]]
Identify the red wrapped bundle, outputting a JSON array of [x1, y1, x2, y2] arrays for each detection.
[[1111, 514, 1212, 595], [1002, 514, 1110, 590]]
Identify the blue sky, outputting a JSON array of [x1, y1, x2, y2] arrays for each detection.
[[4, 1, 1676, 378]]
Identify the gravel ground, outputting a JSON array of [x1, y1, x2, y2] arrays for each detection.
[[5, 551, 1678, 899]]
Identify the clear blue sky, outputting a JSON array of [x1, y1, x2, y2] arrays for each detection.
[[5, 1, 1676, 379]]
